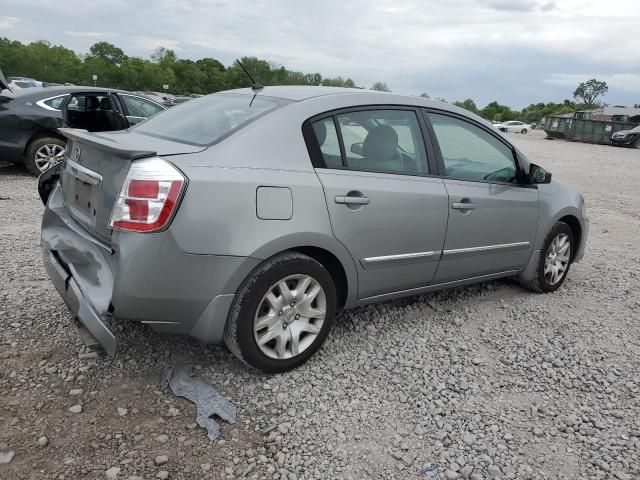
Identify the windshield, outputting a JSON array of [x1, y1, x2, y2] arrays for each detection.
[[631, 125, 640, 133], [134, 93, 286, 146]]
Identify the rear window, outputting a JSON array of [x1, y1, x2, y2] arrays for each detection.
[[134, 93, 286, 146]]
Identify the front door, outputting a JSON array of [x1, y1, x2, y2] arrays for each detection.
[[305, 108, 449, 299], [424, 111, 539, 283], [118, 93, 166, 125]]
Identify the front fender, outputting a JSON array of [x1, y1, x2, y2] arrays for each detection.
[[536, 181, 587, 257]]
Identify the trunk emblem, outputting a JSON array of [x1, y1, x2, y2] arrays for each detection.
[[72, 144, 81, 162]]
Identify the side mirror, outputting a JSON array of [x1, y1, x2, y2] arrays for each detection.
[[350, 142, 363, 156], [530, 163, 552, 184]]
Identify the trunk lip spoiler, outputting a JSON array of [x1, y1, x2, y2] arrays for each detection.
[[0, 68, 12, 93], [59, 128, 157, 160]]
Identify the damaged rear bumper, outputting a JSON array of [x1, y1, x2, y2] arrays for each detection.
[[41, 183, 260, 356], [43, 249, 117, 356]]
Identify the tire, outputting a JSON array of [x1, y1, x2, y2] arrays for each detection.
[[223, 252, 337, 373], [521, 128, 528, 134], [520, 222, 574, 293], [24, 136, 66, 176]]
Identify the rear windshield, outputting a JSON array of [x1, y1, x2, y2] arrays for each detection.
[[133, 93, 286, 146]]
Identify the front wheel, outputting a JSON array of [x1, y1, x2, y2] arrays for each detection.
[[521, 128, 528, 134], [223, 252, 337, 373], [520, 222, 574, 293]]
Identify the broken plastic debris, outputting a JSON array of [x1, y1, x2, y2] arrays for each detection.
[[416, 463, 438, 477], [161, 361, 237, 441]]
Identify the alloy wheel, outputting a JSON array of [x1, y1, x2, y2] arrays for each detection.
[[544, 233, 571, 285], [35, 144, 65, 172], [253, 274, 326, 360]]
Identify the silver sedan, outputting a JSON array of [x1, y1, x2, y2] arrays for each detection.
[[40, 86, 588, 372]]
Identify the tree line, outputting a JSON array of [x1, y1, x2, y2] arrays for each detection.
[[0, 38, 360, 95], [0, 37, 612, 123]]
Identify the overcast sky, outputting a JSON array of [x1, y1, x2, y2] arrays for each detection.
[[2, 0, 639, 108]]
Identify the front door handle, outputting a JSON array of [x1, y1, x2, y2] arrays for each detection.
[[335, 195, 371, 205], [452, 202, 476, 210]]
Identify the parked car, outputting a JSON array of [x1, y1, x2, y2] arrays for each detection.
[[0, 74, 166, 175], [39, 86, 588, 373], [494, 120, 532, 133], [7, 76, 43, 89], [610, 125, 640, 148]]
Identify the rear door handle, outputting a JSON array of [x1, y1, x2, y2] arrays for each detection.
[[335, 195, 371, 205], [452, 202, 476, 210]]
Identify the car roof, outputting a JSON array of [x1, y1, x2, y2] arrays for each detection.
[[6, 85, 131, 99], [224, 85, 368, 101], [222, 85, 494, 128]]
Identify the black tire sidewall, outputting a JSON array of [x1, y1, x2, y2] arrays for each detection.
[[25, 136, 66, 176], [231, 254, 337, 373], [537, 222, 574, 292]]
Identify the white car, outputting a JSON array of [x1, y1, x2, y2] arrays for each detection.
[[495, 121, 532, 134]]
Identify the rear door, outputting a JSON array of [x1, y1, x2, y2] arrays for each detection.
[[61, 92, 128, 131], [424, 111, 538, 283], [304, 107, 449, 300]]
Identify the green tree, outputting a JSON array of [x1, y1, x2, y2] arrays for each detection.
[[88, 42, 126, 65], [480, 101, 518, 122], [453, 98, 479, 114], [419, 92, 430, 99], [573, 79, 608, 107], [151, 47, 177, 66], [370, 81, 390, 92]]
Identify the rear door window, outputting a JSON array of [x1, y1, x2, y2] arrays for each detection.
[[310, 109, 429, 176]]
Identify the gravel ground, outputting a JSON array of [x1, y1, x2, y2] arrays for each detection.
[[1, 131, 639, 480]]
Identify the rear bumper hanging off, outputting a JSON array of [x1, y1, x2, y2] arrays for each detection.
[[43, 249, 117, 356]]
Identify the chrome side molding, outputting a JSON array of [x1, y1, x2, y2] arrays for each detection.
[[361, 250, 440, 269], [443, 241, 530, 256]]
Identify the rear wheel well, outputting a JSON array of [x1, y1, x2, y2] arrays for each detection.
[[558, 215, 581, 260], [24, 131, 66, 158], [289, 246, 348, 309]]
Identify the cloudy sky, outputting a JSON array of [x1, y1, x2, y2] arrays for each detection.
[[2, 0, 639, 108]]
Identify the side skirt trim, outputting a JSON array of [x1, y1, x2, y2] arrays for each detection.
[[360, 269, 521, 303]]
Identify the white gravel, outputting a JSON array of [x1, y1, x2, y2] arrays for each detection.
[[1, 132, 639, 479]]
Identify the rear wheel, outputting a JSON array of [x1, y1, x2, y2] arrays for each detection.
[[223, 252, 337, 373], [521, 128, 528, 134], [25, 136, 66, 176], [520, 222, 574, 293]]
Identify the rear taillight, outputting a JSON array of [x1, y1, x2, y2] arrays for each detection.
[[109, 158, 186, 232]]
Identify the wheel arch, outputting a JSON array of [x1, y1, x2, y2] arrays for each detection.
[[558, 214, 581, 261], [23, 129, 67, 155], [244, 234, 359, 310]]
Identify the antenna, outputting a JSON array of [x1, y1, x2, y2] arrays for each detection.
[[235, 59, 263, 91]]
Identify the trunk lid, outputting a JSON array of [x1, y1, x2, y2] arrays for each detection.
[[59, 129, 204, 243]]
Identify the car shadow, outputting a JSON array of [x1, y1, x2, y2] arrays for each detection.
[[0, 161, 31, 177]]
